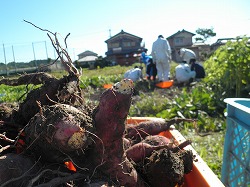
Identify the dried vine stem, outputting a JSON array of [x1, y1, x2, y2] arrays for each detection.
[[0, 134, 15, 143], [23, 20, 80, 77]]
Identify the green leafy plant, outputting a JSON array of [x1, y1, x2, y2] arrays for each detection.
[[204, 36, 250, 101], [0, 84, 40, 102]]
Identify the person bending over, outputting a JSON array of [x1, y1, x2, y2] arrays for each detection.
[[175, 61, 196, 84], [124, 66, 143, 82]]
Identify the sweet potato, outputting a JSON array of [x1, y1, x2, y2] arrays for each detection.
[[142, 135, 172, 146], [126, 135, 191, 163], [23, 103, 94, 163], [126, 142, 168, 163], [90, 79, 145, 187], [125, 118, 195, 141], [1, 72, 84, 128]]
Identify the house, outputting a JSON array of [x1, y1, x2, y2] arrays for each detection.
[[76, 50, 98, 69], [167, 29, 197, 62], [105, 30, 144, 66], [167, 29, 212, 62]]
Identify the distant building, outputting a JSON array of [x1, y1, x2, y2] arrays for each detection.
[[210, 37, 250, 51], [167, 29, 196, 62], [105, 30, 144, 66], [167, 29, 211, 62], [76, 50, 98, 69]]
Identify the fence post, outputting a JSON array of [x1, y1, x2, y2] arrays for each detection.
[[2, 43, 8, 75], [32, 42, 38, 69], [12, 45, 17, 73]]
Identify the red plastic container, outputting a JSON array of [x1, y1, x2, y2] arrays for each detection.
[[126, 117, 225, 187]]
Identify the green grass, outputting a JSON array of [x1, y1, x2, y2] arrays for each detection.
[[181, 129, 225, 179]]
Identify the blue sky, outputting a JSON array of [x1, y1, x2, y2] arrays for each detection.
[[0, 0, 249, 63]]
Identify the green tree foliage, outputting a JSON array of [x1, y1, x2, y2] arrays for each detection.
[[204, 37, 250, 103], [195, 28, 216, 43]]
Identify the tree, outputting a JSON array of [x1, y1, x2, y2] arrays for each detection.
[[195, 28, 216, 43]]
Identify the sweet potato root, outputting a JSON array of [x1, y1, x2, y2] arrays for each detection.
[[126, 135, 192, 163], [90, 79, 145, 187], [126, 142, 168, 163], [23, 103, 94, 163], [125, 118, 195, 142], [11, 73, 84, 127]]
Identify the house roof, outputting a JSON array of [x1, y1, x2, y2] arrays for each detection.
[[105, 30, 142, 43], [167, 29, 195, 39], [78, 56, 97, 62], [77, 50, 98, 57], [211, 37, 250, 47]]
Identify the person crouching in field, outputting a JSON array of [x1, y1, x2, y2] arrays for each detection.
[[124, 66, 143, 82], [189, 59, 205, 80], [175, 61, 196, 85]]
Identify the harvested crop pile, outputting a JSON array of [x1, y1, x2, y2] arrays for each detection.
[[0, 22, 195, 187]]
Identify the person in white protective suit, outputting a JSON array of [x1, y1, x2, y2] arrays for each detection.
[[178, 48, 196, 64], [124, 66, 143, 82], [175, 61, 196, 84], [151, 35, 172, 82]]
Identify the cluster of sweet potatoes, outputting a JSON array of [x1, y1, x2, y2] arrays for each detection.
[[0, 75, 194, 187]]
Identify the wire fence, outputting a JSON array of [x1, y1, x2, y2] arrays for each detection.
[[0, 41, 76, 75]]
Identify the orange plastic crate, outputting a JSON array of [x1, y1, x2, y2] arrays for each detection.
[[155, 80, 174, 88], [126, 117, 225, 187], [103, 84, 113, 89]]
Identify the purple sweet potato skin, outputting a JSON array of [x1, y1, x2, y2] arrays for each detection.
[[126, 135, 171, 163], [142, 135, 171, 146], [94, 88, 132, 140], [126, 142, 156, 163], [125, 120, 170, 140], [91, 85, 145, 187]]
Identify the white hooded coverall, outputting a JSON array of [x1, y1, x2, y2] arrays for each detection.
[[151, 37, 171, 81], [124, 67, 142, 82], [179, 48, 196, 63], [175, 63, 196, 83]]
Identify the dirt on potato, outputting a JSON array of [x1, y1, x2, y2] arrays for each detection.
[[136, 149, 194, 187]]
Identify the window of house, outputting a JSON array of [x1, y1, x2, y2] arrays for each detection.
[[110, 42, 119, 48], [123, 41, 135, 47], [174, 37, 184, 45]]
